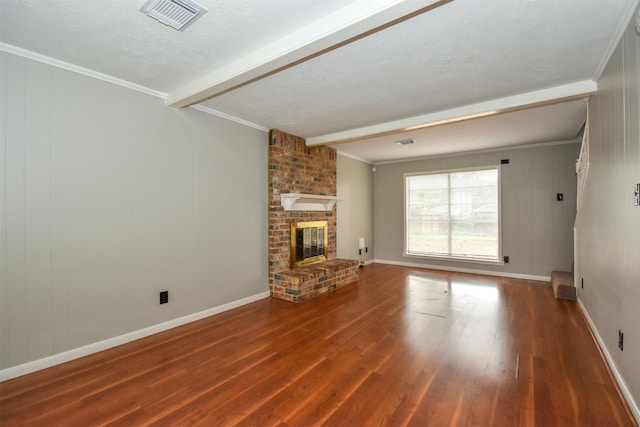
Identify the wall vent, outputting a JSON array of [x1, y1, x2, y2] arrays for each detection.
[[395, 138, 415, 146], [140, 0, 207, 31]]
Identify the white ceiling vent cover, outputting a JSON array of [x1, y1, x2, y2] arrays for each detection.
[[141, 0, 207, 31]]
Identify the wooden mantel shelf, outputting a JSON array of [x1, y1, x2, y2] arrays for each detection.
[[279, 193, 342, 211]]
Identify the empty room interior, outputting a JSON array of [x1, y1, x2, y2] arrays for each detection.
[[1, 0, 639, 425]]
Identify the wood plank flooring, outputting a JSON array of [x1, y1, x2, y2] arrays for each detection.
[[0, 264, 635, 426]]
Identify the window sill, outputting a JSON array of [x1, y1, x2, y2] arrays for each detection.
[[402, 252, 504, 266]]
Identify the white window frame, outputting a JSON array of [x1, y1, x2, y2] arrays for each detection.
[[403, 165, 503, 265]]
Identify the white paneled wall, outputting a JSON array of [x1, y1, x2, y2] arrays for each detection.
[[575, 10, 640, 420], [0, 51, 269, 372]]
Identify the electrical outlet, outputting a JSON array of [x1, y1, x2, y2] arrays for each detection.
[[581, 278, 584, 289], [160, 291, 169, 304], [503, 256, 509, 263], [556, 193, 564, 201], [618, 330, 624, 351], [365, 247, 368, 253]]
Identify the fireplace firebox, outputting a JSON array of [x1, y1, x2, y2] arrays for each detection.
[[290, 221, 328, 268]]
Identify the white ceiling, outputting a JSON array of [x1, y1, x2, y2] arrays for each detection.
[[334, 100, 588, 163], [1, 0, 638, 163]]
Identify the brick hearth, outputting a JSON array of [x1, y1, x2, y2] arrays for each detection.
[[272, 259, 359, 303]]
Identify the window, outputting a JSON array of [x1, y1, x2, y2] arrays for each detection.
[[405, 167, 501, 263]]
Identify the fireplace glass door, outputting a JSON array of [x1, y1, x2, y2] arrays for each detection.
[[290, 221, 328, 268]]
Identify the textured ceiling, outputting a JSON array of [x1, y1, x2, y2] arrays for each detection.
[[202, 0, 626, 137], [332, 100, 588, 163], [1, 0, 638, 162], [0, 0, 352, 91]]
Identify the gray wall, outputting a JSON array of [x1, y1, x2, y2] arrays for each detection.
[[337, 154, 374, 264], [0, 51, 269, 370], [575, 10, 639, 418], [373, 142, 580, 278]]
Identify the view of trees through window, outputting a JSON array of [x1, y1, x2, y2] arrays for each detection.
[[405, 167, 500, 261]]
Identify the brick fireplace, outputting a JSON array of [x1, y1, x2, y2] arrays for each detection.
[[268, 129, 358, 302]]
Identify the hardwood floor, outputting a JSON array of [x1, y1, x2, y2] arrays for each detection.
[[0, 264, 635, 426]]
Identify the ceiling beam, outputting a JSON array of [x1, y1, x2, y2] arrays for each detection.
[[306, 80, 598, 145], [166, 0, 450, 108]]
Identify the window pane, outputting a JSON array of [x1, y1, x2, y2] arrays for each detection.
[[451, 169, 497, 188], [408, 174, 447, 190], [408, 188, 448, 208], [406, 167, 500, 262], [409, 202, 449, 221], [407, 220, 449, 255], [449, 201, 474, 219], [450, 187, 497, 221], [451, 221, 498, 259]]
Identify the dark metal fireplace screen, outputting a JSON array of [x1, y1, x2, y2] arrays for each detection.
[[290, 221, 328, 268]]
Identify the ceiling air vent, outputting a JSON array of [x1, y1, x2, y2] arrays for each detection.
[[140, 0, 207, 31], [395, 138, 415, 146]]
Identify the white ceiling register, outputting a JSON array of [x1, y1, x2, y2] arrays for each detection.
[[280, 193, 341, 212]]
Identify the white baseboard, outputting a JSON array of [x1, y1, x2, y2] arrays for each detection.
[[373, 259, 550, 282], [0, 291, 270, 382], [577, 299, 640, 424], [358, 259, 375, 267]]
